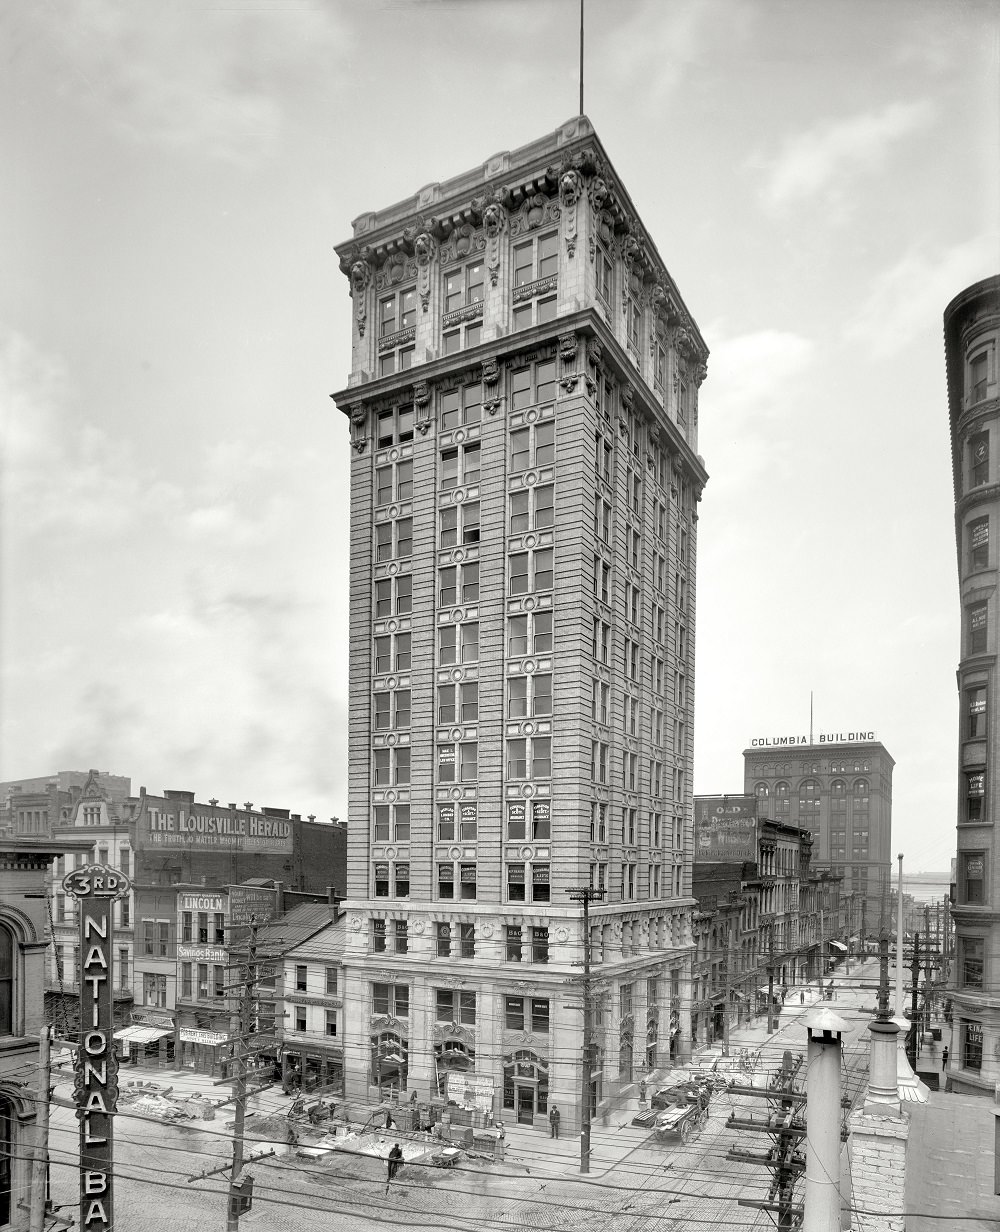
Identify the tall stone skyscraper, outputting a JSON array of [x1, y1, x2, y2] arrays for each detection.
[[944, 274, 1000, 1096], [332, 117, 708, 1131]]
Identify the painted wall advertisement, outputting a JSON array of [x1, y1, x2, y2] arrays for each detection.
[[445, 1072, 496, 1113], [134, 803, 293, 854], [228, 884, 279, 927], [694, 796, 758, 861]]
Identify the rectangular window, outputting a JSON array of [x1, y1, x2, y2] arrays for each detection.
[[961, 852, 986, 903], [440, 381, 483, 431], [158, 923, 169, 957], [970, 350, 989, 403], [507, 862, 526, 902], [197, 912, 208, 944], [376, 403, 415, 448], [967, 772, 986, 822], [325, 1010, 338, 1038], [438, 862, 455, 899], [440, 502, 480, 548], [968, 685, 987, 739], [505, 924, 523, 962], [437, 740, 478, 783], [596, 243, 613, 305], [510, 484, 555, 533], [444, 260, 485, 312], [375, 459, 413, 507], [459, 862, 477, 900], [181, 962, 192, 999], [372, 982, 409, 1018], [441, 442, 481, 490], [505, 995, 525, 1029], [960, 937, 984, 989], [374, 632, 411, 675], [182, 911, 192, 943], [295, 1007, 307, 1032], [213, 966, 225, 998], [393, 919, 408, 955], [968, 516, 989, 571], [197, 963, 209, 998], [372, 920, 387, 953], [460, 922, 475, 958], [532, 926, 549, 964], [508, 610, 553, 657], [510, 419, 555, 473], [438, 562, 479, 608], [963, 1020, 983, 1072], [436, 922, 452, 957], [513, 232, 558, 288], [437, 680, 479, 724], [971, 431, 990, 487], [439, 621, 479, 666]]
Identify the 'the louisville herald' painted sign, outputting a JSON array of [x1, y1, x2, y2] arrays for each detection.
[[694, 796, 758, 861], [134, 801, 293, 854], [63, 863, 133, 1232]]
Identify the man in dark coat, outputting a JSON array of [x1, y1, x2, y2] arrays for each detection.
[[386, 1143, 404, 1192]]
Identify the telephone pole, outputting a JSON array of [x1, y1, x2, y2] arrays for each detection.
[[567, 884, 605, 1174], [767, 923, 777, 1033], [907, 932, 921, 1071]]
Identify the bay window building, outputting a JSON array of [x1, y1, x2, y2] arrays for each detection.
[[944, 274, 1000, 1095]]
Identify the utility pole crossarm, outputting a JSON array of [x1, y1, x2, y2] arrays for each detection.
[[566, 884, 605, 1175]]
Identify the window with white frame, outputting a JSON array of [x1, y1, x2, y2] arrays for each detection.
[[512, 233, 558, 329], [374, 632, 411, 675], [443, 261, 485, 352], [509, 610, 553, 656], [437, 681, 479, 724], [439, 621, 479, 665], [506, 736, 551, 779], [373, 689, 411, 731], [440, 381, 483, 430], [510, 484, 554, 533], [376, 404, 415, 449], [378, 289, 416, 376], [373, 747, 410, 787], [440, 502, 480, 547], [509, 547, 554, 595], [437, 740, 478, 783], [374, 573, 412, 618], [375, 459, 413, 507], [375, 517, 413, 562], [438, 561, 479, 607], [373, 803, 410, 843], [506, 862, 550, 903], [441, 442, 481, 490]]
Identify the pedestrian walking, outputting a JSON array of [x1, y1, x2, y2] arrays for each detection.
[[384, 1109, 394, 1130], [385, 1142, 403, 1193], [638, 1079, 647, 1103], [549, 1105, 561, 1139], [799, 991, 805, 1005], [942, 1045, 949, 1069]]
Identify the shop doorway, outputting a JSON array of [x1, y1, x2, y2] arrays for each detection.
[[516, 1087, 534, 1124], [503, 1050, 549, 1126]]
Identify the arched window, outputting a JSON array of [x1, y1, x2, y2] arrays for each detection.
[[371, 1031, 408, 1095], [503, 1050, 549, 1121], [754, 782, 769, 799], [798, 779, 821, 830], [853, 778, 869, 804], [0, 926, 13, 1038], [774, 782, 790, 814]]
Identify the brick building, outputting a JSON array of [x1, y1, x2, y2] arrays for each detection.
[[944, 274, 1000, 1095], [333, 116, 709, 1132], [743, 737, 891, 934]]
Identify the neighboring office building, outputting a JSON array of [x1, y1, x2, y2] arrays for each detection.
[[254, 903, 345, 1095], [944, 274, 1000, 1096], [692, 796, 816, 1044], [1, 833, 92, 1231], [743, 737, 892, 934], [28, 774, 346, 1076], [333, 116, 708, 1131], [0, 770, 131, 839], [126, 788, 346, 1076]]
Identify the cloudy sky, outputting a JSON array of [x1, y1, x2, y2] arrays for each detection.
[[2, 0, 997, 870]]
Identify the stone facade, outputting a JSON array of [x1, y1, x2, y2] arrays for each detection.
[[944, 274, 1000, 1096], [332, 116, 709, 1132]]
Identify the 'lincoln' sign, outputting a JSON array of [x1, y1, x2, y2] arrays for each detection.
[[63, 863, 132, 1232]]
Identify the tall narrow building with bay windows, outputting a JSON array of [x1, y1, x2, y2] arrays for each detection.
[[945, 274, 1000, 1096], [332, 117, 709, 1132]]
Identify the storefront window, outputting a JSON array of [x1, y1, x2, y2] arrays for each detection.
[[963, 1020, 983, 1072], [502, 1050, 549, 1123]]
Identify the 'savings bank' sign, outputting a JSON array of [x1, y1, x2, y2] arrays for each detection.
[[63, 864, 132, 1232]]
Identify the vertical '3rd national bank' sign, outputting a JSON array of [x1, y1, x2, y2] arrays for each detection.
[[63, 864, 132, 1232]]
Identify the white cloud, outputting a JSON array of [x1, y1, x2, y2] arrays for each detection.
[[18, 1, 353, 164], [757, 99, 936, 213], [846, 234, 1000, 357], [704, 327, 816, 419]]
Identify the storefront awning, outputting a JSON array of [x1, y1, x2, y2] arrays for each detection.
[[114, 1026, 172, 1044], [828, 940, 848, 952]]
